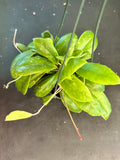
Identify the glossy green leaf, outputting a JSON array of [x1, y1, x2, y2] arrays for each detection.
[[16, 43, 29, 52], [75, 30, 98, 53], [59, 75, 93, 102], [33, 38, 59, 64], [34, 73, 58, 97], [60, 90, 82, 113], [11, 50, 57, 78], [29, 73, 44, 88], [55, 33, 78, 57], [5, 110, 33, 121], [41, 30, 54, 41], [16, 76, 31, 95], [73, 92, 111, 120], [76, 63, 120, 85], [59, 58, 87, 83]]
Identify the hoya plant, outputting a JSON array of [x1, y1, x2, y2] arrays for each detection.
[[4, 0, 120, 140]]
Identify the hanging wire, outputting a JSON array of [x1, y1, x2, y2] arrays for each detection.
[[91, 0, 108, 62], [55, 0, 86, 92], [54, 0, 70, 44]]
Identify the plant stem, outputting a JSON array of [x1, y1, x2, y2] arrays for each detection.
[[13, 29, 22, 53], [62, 93, 82, 140], [55, 0, 86, 91], [54, 0, 70, 44], [3, 76, 22, 89], [32, 87, 62, 116], [91, 0, 108, 62]]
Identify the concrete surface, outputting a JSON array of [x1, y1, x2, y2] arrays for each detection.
[[0, 0, 120, 159]]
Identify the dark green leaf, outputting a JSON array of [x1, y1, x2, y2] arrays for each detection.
[[41, 30, 54, 41], [11, 50, 57, 78], [33, 38, 59, 64], [29, 73, 44, 88], [75, 30, 98, 53], [60, 90, 82, 113], [55, 33, 78, 57], [76, 63, 120, 85], [34, 73, 58, 97], [16, 76, 31, 95], [59, 75, 93, 102], [16, 43, 29, 52], [59, 58, 87, 83]]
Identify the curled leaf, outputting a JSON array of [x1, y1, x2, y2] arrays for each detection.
[[41, 30, 54, 41], [16, 43, 29, 52]]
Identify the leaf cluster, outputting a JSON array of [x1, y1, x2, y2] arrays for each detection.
[[6, 30, 120, 121]]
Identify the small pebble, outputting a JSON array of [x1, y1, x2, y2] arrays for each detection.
[[63, 2, 66, 6], [33, 12, 36, 15], [88, 1, 91, 4], [52, 13, 56, 16], [24, 8, 28, 11]]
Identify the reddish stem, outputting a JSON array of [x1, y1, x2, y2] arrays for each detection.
[[62, 94, 82, 140]]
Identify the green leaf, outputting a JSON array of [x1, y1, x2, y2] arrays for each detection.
[[72, 50, 91, 60], [75, 30, 98, 53], [34, 73, 58, 97], [16, 43, 29, 52], [60, 91, 82, 113], [56, 55, 64, 62], [85, 79, 105, 93], [16, 76, 31, 95], [5, 110, 33, 121], [42, 94, 53, 105], [95, 92, 111, 120], [11, 50, 57, 78], [55, 33, 78, 57], [27, 42, 36, 50], [76, 63, 120, 85], [29, 73, 44, 88], [73, 92, 111, 120], [59, 75, 93, 102], [33, 38, 59, 64], [59, 58, 87, 83], [41, 30, 54, 41]]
